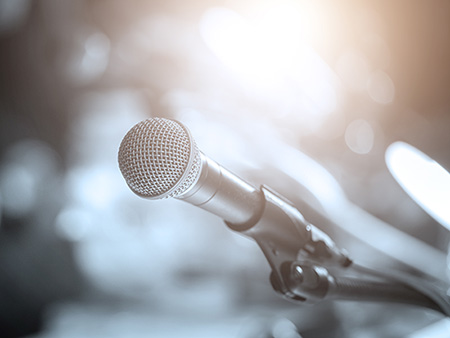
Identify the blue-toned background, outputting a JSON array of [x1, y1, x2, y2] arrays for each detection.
[[1, 1, 450, 337]]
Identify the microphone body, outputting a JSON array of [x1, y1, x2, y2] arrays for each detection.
[[178, 152, 264, 226]]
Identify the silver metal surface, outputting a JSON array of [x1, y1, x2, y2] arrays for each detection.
[[179, 153, 264, 226], [118, 118, 201, 199]]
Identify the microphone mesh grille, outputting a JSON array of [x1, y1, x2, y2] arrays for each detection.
[[118, 118, 201, 199]]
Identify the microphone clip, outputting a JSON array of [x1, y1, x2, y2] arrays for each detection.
[[227, 186, 447, 314], [227, 185, 352, 303]]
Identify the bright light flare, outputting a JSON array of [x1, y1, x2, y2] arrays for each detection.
[[386, 142, 450, 230], [200, 4, 339, 125], [200, 7, 288, 85], [200, 4, 332, 85]]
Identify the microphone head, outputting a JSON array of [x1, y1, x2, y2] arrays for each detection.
[[118, 118, 201, 199]]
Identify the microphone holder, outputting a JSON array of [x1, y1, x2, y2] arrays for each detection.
[[227, 185, 450, 315]]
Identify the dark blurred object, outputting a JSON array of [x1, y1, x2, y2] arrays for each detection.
[[0, 1, 85, 336]]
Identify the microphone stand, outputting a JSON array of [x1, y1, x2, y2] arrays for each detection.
[[227, 185, 450, 315]]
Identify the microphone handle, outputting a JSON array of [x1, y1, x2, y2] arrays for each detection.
[[178, 152, 265, 227]]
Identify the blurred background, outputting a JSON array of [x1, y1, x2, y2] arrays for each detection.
[[1, 0, 450, 337]]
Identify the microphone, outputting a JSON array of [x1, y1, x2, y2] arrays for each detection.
[[117, 121, 450, 313], [118, 118, 394, 306], [118, 117, 265, 227], [118, 117, 348, 265]]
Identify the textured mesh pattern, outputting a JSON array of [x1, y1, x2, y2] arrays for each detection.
[[118, 118, 201, 198]]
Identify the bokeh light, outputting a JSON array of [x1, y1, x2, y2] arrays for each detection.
[[345, 119, 375, 154], [386, 141, 450, 230], [0, 139, 60, 218], [367, 70, 395, 104], [336, 49, 371, 92]]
